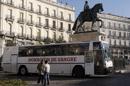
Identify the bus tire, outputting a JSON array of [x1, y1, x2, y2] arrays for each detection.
[[72, 65, 85, 78], [18, 66, 28, 76]]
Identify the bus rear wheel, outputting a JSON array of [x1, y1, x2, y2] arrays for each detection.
[[18, 66, 28, 76], [72, 66, 85, 78]]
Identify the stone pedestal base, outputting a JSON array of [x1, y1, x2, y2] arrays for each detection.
[[71, 31, 106, 42]]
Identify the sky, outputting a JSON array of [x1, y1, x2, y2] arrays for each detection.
[[58, 0, 130, 18]]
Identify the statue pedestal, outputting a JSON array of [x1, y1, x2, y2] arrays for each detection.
[[71, 31, 106, 42]]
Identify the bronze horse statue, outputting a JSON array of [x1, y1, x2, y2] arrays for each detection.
[[72, 3, 104, 31]]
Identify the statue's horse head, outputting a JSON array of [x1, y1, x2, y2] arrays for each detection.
[[91, 3, 104, 13]]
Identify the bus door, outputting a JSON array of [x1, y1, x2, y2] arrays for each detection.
[[84, 51, 94, 75], [93, 50, 104, 75], [10, 54, 18, 73]]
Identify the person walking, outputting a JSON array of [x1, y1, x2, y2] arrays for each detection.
[[43, 60, 50, 86], [37, 59, 44, 85]]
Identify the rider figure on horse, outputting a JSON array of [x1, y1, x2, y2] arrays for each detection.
[[84, 1, 94, 21]]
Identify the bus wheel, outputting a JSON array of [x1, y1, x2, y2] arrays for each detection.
[[72, 66, 85, 78], [19, 66, 28, 76]]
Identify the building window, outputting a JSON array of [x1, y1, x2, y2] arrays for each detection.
[[8, 9, 12, 17], [45, 7, 49, 15], [52, 21, 56, 28], [38, 17, 41, 24], [45, 19, 49, 27], [114, 23, 116, 29], [37, 29, 41, 38], [53, 10, 56, 17], [53, 32, 56, 40], [114, 40, 116, 45], [123, 24, 126, 30], [61, 33, 63, 39], [119, 32, 121, 37], [60, 22, 63, 29], [29, 15, 33, 23], [109, 31, 111, 36], [38, 5, 41, 13], [20, 0, 24, 8], [68, 24, 71, 31], [29, 2, 33, 11], [108, 22, 111, 29], [8, 23, 12, 34], [19, 26, 24, 36], [7, 0, 13, 5], [30, 28, 32, 38], [60, 11, 63, 19], [20, 12, 24, 20], [69, 14, 71, 21], [46, 31, 49, 38], [118, 23, 121, 29], [109, 39, 111, 45]]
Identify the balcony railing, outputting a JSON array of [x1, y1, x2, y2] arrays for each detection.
[[5, 32, 15, 37], [51, 26, 57, 31], [44, 13, 50, 17], [67, 30, 72, 33], [44, 24, 49, 29], [35, 23, 43, 28], [6, 1, 14, 6], [17, 33, 25, 39], [58, 28, 64, 32], [17, 19, 25, 24], [28, 8, 34, 12], [19, 5, 25, 10], [36, 10, 42, 14], [36, 36, 41, 41], [27, 21, 34, 26], [5, 15, 14, 22], [0, 31, 5, 36]]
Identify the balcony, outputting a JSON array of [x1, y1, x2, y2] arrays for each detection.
[[58, 16, 64, 21], [51, 15, 57, 19], [17, 33, 25, 39], [51, 26, 57, 31], [66, 19, 73, 23], [28, 8, 34, 12], [67, 30, 72, 33], [35, 23, 43, 28], [6, 1, 14, 7], [17, 19, 25, 24], [27, 21, 34, 26], [5, 32, 15, 38], [5, 15, 14, 22], [36, 36, 41, 41], [36, 10, 42, 15], [58, 28, 64, 32], [44, 13, 50, 17], [19, 5, 25, 10], [0, 31, 5, 36], [44, 24, 49, 29], [26, 34, 33, 40]]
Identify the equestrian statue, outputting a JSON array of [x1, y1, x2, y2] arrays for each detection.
[[72, 1, 104, 33]]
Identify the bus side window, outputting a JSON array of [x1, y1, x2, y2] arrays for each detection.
[[27, 49, 33, 56], [80, 43, 89, 55], [93, 42, 101, 50], [19, 47, 28, 57]]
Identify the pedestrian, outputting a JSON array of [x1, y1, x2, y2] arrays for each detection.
[[43, 60, 50, 86], [37, 59, 44, 85]]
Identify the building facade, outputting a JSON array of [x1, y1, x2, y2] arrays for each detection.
[[0, 0, 75, 56], [98, 13, 130, 59]]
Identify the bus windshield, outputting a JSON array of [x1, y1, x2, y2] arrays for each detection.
[[102, 43, 111, 60]]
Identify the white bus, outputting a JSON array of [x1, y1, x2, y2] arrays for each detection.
[[2, 41, 113, 77]]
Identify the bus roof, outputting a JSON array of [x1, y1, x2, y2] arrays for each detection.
[[8, 41, 108, 48]]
